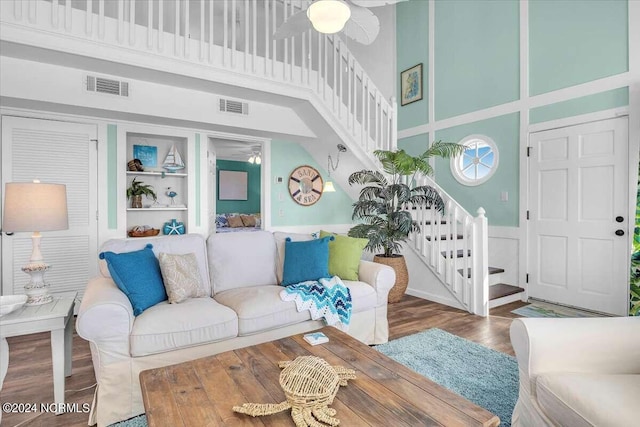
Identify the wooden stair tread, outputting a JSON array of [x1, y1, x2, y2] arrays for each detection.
[[441, 249, 471, 258], [425, 234, 463, 241], [458, 266, 505, 278], [489, 283, 525, 300]]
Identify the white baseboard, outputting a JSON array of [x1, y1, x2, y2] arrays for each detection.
[[405, 287, 466, 311]]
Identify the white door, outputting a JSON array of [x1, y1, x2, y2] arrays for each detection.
[[1, 116, 98, 301], [528, 117, 629, 315]]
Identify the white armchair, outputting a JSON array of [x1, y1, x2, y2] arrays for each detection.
[[510, 317, 640, 427]]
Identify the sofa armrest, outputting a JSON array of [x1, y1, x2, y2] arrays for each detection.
[[510, 317, 640, 385], [358, 260, 396, 306], [76, 277, 134, 364]]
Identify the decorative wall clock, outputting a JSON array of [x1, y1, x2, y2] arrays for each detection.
[[288, 165, 324, 206]]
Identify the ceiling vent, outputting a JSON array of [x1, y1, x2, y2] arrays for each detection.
[[219, 98, 249, 115], [86, 75, 129, 97]]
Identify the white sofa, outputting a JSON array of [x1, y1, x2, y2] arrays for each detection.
[[510, 317, 640, 427], [76, 231, 395, 426]]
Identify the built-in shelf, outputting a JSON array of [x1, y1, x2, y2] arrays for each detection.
[[127, 207, 188, 211], [126, 171, 187, 177]]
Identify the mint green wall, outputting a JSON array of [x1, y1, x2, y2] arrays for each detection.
[[397, 0, 429, 130], [530, 87, 629, 124], [529, 0, 628, 95], [270, 141, 354, 226], [435, 113, 520, 227], [398, 133, 429, 157], [435, 0, 519, 120], [195, 134, 201, 226], [216, 160, 261, 214]]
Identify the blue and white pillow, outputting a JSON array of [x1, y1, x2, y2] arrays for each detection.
[[215, 214, 229, 228]]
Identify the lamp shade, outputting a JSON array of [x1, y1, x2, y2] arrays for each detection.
[[2, 182, 69, 232], [323, 181, 336, 192], [307, 0, 351, 34]]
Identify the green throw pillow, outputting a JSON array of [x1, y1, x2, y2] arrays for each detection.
[[320, 230, 368, 281]]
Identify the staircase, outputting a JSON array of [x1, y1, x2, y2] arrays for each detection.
[[0, 0, 523, 316]]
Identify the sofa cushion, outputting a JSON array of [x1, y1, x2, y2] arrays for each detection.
[[130, 297, 238, 357], [214, 285, 312, 336], [99, 244, 167, 316], [158, 252, 208, 303], [98, 234, 210, 293], [274, 231, 318, 284], [320, 231, 368, 280], [282, 236, 333, 286], [343, 280, 378, 313], [208, 231, 278, 294], [536, 373, 639, 427]]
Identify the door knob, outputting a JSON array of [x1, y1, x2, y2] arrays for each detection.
[[5, 232, 13, 236], [615, 229, 625, 236], [616, 216, 624, 223]]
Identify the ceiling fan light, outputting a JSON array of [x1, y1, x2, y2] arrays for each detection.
[[255, 155, 262, 165], [307, 0, 351, 34], [248, 155, 255, 164]]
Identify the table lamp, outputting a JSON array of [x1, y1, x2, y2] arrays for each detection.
[[2, 181, 68, 305]]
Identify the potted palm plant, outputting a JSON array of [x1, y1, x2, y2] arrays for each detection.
[[126, 177, 157, 208], [348, 142, 465, 303]]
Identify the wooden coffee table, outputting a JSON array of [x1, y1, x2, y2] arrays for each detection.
[[140, 327, 500, 426]]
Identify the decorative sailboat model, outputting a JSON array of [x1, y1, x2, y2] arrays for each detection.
[[162, 144, 185, 173]]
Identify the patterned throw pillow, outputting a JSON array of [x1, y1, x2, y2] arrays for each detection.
[[215, 214, 229, 228], [158, 252, 208, 303]]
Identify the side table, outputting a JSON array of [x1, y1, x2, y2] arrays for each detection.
[[0, 291, 77, 415]]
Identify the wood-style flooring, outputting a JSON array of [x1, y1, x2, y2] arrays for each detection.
[[0, 297, 525, 427]]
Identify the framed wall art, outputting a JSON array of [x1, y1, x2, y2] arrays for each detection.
[[400, 63, 423, 106], [218, 170, 248, 200], [133, 144, 158, 168]]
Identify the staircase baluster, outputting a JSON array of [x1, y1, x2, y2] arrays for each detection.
[[86, 0, 93, 36], [65, 0, 72, 32], [157, 0, 162, 52], [231, 0, 237, 67], [174, 0, 179, 56], [200, 0, 205, 61], [209, 0, 215, 63]]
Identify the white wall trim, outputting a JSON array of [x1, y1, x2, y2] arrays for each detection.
[[518, 0, 530, 302], [528, 107, 629, 133], [405, 288, 465, 311], [488, 226, 519, 240], [398, 73, 633, 141], [266, 224, 353, 234]]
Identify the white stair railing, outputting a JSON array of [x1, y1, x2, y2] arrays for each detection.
[[0, 0, 396, 162], [407, 174, 489, 316]]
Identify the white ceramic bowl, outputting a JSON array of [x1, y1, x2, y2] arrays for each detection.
[[0, 295, 28, 316]]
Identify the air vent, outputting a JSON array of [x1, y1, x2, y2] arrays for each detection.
[[219, 98, 249, 115], [86, 75, 129, 97]]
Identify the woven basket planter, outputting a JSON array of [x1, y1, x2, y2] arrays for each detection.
[[373, 255, 409, 303]]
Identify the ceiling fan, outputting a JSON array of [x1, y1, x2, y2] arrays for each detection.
[[274, 0, 407, 46]]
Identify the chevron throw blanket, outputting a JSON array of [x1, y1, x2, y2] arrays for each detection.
[[280, 276, 352, 329]]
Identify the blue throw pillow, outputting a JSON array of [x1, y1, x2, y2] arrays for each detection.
[[282, 236, 334, 286], [99, 244, 167, 315]]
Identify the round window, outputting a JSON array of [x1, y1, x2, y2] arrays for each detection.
[[451, 135, 499, 186]]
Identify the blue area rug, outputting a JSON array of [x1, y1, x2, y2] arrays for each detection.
[[111, 329, 518, 427], [376, 328, 519, 427]]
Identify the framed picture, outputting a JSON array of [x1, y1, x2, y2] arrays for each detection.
[[133, 145, 158, 168], [218, 170, 248, 200], [400, 63, 423, 106]]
